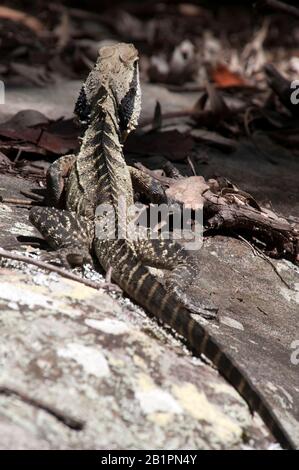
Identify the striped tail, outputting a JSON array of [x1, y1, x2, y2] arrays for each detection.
[[118, 262, 296, 450]]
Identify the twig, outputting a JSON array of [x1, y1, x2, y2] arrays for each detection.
[[259, 0, 299, 19], [0, 247, 121, 292], [0, 384, 84, 430], [14, 149, 22, 163], [187, 156, 197, 176], [237, 233, 259, 256], [237, 234, 292, 289], [0, 197, 35, 206], [20, 190, 44, 202]]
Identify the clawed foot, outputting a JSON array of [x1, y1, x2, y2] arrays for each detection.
[[62, 250, 93, 269], [38, 250, 122, 292], [39, 248, 93, 269]]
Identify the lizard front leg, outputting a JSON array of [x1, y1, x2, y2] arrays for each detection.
[[129, 166, 168, 204], [46, 154, 77, 207], [30, 207, 93, 267]]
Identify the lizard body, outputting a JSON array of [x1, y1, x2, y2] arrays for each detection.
[[30, 43, 295, 449]]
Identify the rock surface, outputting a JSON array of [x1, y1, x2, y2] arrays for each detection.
[[0, 173, 287, 450], [0, 81, 298, 449], [0, 260, 272, 450]]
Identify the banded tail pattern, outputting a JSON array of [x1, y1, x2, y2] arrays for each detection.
[[113, 257, 296, 450]]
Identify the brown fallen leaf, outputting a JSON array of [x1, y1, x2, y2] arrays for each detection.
[[210, 63, 247, 88], [166, 176, 209, 210], [0, 110, 78, 156], [125, 130, 194, 162], [37, 130, 77, 155], [0, 6, 46, 36], [0, 110, 50, 144], [190, 129, 237, 151], [0, 141, 47, 156], [1, 110, 50, 128]]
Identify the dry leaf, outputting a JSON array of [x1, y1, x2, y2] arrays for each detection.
[[0, 6, 46, 35], [125, 130, 194, 161], [190, 129, 237, 151], [211, 63, 247, 88], [166, 176, 209, 209], [0, 110, 78, 156]]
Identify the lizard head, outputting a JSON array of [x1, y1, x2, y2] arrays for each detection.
[[75, 43, 141, 140]]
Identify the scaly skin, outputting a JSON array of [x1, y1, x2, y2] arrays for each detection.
[[30, 43, 295, 449]]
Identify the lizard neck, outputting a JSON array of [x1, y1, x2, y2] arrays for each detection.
[[72, 92, 134, 218]]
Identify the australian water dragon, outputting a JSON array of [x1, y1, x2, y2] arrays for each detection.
[[29, 43, 295, 449]]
